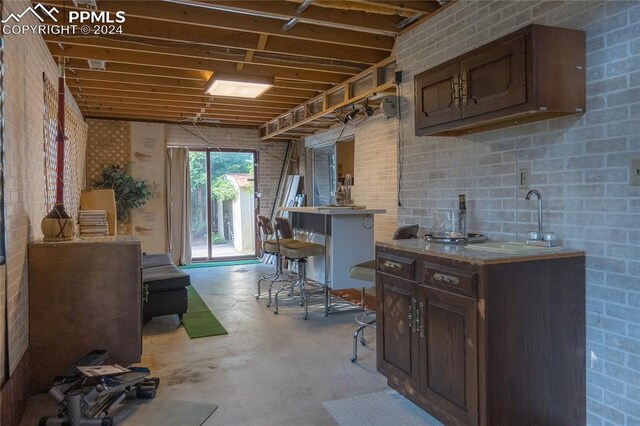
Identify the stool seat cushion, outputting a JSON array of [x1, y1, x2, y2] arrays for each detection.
[[349, 260, 376, 282], [263, 238, 297, 253], [280, 242, 324, 259]]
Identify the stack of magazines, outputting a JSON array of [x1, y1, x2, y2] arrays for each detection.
[[79, 210, 109, 236]]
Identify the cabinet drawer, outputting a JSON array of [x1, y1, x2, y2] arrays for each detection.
[[423, 262, 477, 298], [378, 253, 416, 281]]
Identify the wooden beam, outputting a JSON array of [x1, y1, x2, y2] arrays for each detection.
[[198, 1, 402, 35], [353, 0, 441, 14], [70, 87, 301, 107], [48, 43, 349, 85], [64, 60, 332, 92], [80, 99, 287, 115], [68, 74, 320, 99], [46, 37, 359, 80], [76, 96, 291, 112], [48, 16, 387, 65], [82, 107, 269, 123], [86, 115, 260, 130], [238, 33, 269, 72], [42, 1, 395, 51], [83, 109, 264, 124], [81, 104, 277, 119], [67, 79, 312, 103], [260, 56, 396, 140]]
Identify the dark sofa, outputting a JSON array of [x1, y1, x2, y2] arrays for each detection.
[[142, 254, 189, 322]]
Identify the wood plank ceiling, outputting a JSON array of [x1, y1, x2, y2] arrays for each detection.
[[41, 0, 447, 139]]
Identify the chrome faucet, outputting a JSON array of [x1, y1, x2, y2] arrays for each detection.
[[524, 189, 560, 247], [525, 189, 543, 240]]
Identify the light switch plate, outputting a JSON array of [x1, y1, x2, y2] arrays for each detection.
[[518, 167, 530, 189], [631, 159, 640, 186]]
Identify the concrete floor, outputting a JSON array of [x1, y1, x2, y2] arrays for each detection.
[[21, 263, 389, 425]]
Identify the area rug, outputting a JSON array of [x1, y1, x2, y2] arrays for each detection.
[[180, 259, 261, 270], [323, 390, 442, 426], [182, 286, 228, 338], [332, 289, 376, 311], [119, 399, 217, 425]]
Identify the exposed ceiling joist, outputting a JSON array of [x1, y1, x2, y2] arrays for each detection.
[[353, 0, 440, 14], [194, 0, 403, 35], [39, 0, 447, 132], [45, 17, 388, 65], [42, 0, 395, 50], [46, 37, 360, 78]]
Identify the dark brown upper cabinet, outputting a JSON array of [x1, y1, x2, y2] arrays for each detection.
[[415, 24, 585, 136]]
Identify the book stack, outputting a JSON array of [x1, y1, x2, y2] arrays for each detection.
[[79, 210, 109, 236]]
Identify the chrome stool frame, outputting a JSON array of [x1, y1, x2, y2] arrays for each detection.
[[256, 215, 297, 307], [272, 217, 325, 320], [349, 224, 420, 362], [352, 310, 376, 362]]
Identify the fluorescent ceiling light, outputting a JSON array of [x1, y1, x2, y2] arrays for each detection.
[[204, 73, 274, 98]]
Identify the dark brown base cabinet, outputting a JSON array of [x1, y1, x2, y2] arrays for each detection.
[[376, 245, 586, 425]]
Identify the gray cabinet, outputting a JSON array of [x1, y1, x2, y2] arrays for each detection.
[[28, 236, 142, 392]]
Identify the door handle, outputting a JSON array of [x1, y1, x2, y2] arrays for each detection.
[[460, 71, 468, 106], [409, 298, 417, 333], [418, 302, 425, 338], [433, 272, 460, 285], [383, 260, 403, 271], [451, 74, 460, 108]]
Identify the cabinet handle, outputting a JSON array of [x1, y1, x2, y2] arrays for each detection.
[[418, 301, 425, 338], [433, 272, 460, 286], [383, 260, 403, 271], [410, 298, 417, 333], [451, 74, 460, 107], [460, 71, 468, 106], [143, 285, 149, 303]]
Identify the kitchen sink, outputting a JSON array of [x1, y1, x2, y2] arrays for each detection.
[[466, 241, 561, 254]]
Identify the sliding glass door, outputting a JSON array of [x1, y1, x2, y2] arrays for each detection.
[[189, 149, 258, 261]]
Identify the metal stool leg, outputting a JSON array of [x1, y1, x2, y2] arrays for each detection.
[[300, 259, 309, 320], [351, 324, 367, 362]]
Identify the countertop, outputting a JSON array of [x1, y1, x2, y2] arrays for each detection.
[[31, 235, 140, 246], [376, 239, 584, 265], [279, 206, 386, 215]]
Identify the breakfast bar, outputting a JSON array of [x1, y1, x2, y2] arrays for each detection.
[[278, 206, 386, 315]]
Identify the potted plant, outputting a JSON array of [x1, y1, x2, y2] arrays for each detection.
[[95, 163, 153, 223]]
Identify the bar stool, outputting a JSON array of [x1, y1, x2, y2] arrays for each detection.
[[256, 215, 297, 307], [349, 224, 420, 362], [349, 261, 376, 362], [272, 217, 325, 320]]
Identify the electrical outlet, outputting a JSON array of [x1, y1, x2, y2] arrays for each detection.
[[518, 167, 530, 188], [631, 159, 640, 187]]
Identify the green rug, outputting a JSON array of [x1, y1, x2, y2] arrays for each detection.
[[180, 259, 260, 270], [182, 286, 228, 338]]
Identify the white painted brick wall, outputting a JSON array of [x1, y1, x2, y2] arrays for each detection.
[[308, 0, 639, 422], [394, 1, 640, 423], [304, 118, 399, 242], [1, 0, 85, 383]]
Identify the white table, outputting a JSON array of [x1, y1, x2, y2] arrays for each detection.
[[278, 206, 386, 315]]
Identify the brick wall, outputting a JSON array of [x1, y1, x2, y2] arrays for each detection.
[[1, 0, 86, 417], [166, 125, 288, 218], [305, 119, 399, 242], [393, 1, 639, 424]]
